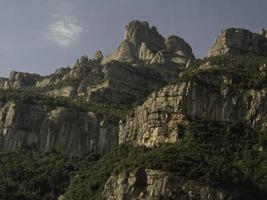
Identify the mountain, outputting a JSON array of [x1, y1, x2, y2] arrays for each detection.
[[0, 21, 266, 200]]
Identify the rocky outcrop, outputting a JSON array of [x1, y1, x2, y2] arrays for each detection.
[[0, 71, 41, 90], [208, 28, 267, 57], [36, 58, 180, 105], [87, 61, 168, 105], [103, 20, 194, 66], [102, 169, 239, 200], [120, 68, 267, 147], [0, 101, 118, 156], [93, 50, 104, 63]]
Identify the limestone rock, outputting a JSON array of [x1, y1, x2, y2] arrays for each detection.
[[93, 50, 104, 63], [103, 20, 194, 65], [208, 28, 267, 57], [102, 169, 240, 200], [0, 101, 118, 156], [120, 69, 267, 147], [77, 55, 89, 66], [0, 71, 41, 90]]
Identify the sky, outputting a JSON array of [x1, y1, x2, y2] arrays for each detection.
[[0, 0, 266, 77]]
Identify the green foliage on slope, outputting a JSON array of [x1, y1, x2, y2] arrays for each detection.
[[179, 55, 267, 90], [0, 121, 266, 200], [0, 89, 130, 120], [0, 151, 80, 200], [64, 121, 267, 200]]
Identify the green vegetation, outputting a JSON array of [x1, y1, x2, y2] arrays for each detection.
[[179, 55, 267, 90], [64, 121, 267, 200], [0, 89, 130, 120], [0, 121, 266, 199], [0, 151, 81, 200]]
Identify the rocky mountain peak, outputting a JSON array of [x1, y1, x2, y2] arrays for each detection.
[[93, 50, 104, 63], [208, 28, 267, 57], [123, 20, 165, 52], [102, 20, 195, 66]]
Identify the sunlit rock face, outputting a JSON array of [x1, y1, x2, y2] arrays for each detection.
[[120, 68, 267, 147], [103, 20, 195, 65], [208, 28, 267, 57], [102, 169, 242, 200]]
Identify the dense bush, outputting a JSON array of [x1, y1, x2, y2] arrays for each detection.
[[0, 151, 82, 200]]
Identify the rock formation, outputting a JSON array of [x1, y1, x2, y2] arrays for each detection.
[[36, 59, 179, 105], [208, 28, 267, 57], [0, 71, 41, 89], [102, 169, 241, 200], [0, 101, 118, 156], [120, 66, 267, 147], [103, 20, 195, 65], [93, 50, 104, 63]]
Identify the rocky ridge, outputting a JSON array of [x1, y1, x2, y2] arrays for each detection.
[[120, 64, 267, 147], [0, 71, 41, 89], [208, 28, 267, 57]]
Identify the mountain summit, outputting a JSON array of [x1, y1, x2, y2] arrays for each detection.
[[103, 20, 195, 65]]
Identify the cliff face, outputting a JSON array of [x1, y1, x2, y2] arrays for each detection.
[[102, 169, 239, 200], [208, 28, 267, 57], [120, 67, 267, 147], [0, 101, 118, 156]]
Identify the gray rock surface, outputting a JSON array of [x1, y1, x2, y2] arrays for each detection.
[[103, 20, 194, 65], [102, 169, 239, 200], [208, 28, 267, 57], [93, 50, 104, 63], [0, 101, 118, 156], [120, 67, 267, 147], [0, 71, 41, 90]]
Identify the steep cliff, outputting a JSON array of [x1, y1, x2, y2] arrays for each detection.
[[208, 28, 267, 57], [103, 169, 240, 200], [0, 101, 118, 156], [120, 56, 267, 147]]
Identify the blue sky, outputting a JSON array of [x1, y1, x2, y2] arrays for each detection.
[[0, 0, 266, 77]]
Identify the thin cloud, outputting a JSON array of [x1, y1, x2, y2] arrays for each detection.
[[46, 16, 82, 46]]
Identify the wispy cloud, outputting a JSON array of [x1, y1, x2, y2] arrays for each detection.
[[45, 3, 82, 47]]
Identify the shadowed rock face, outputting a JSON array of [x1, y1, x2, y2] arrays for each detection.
[[102, 169, 241, 200], [0, 102, 118, 156], [208, 28, 267, 57], [103, 20, 195, 65]]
